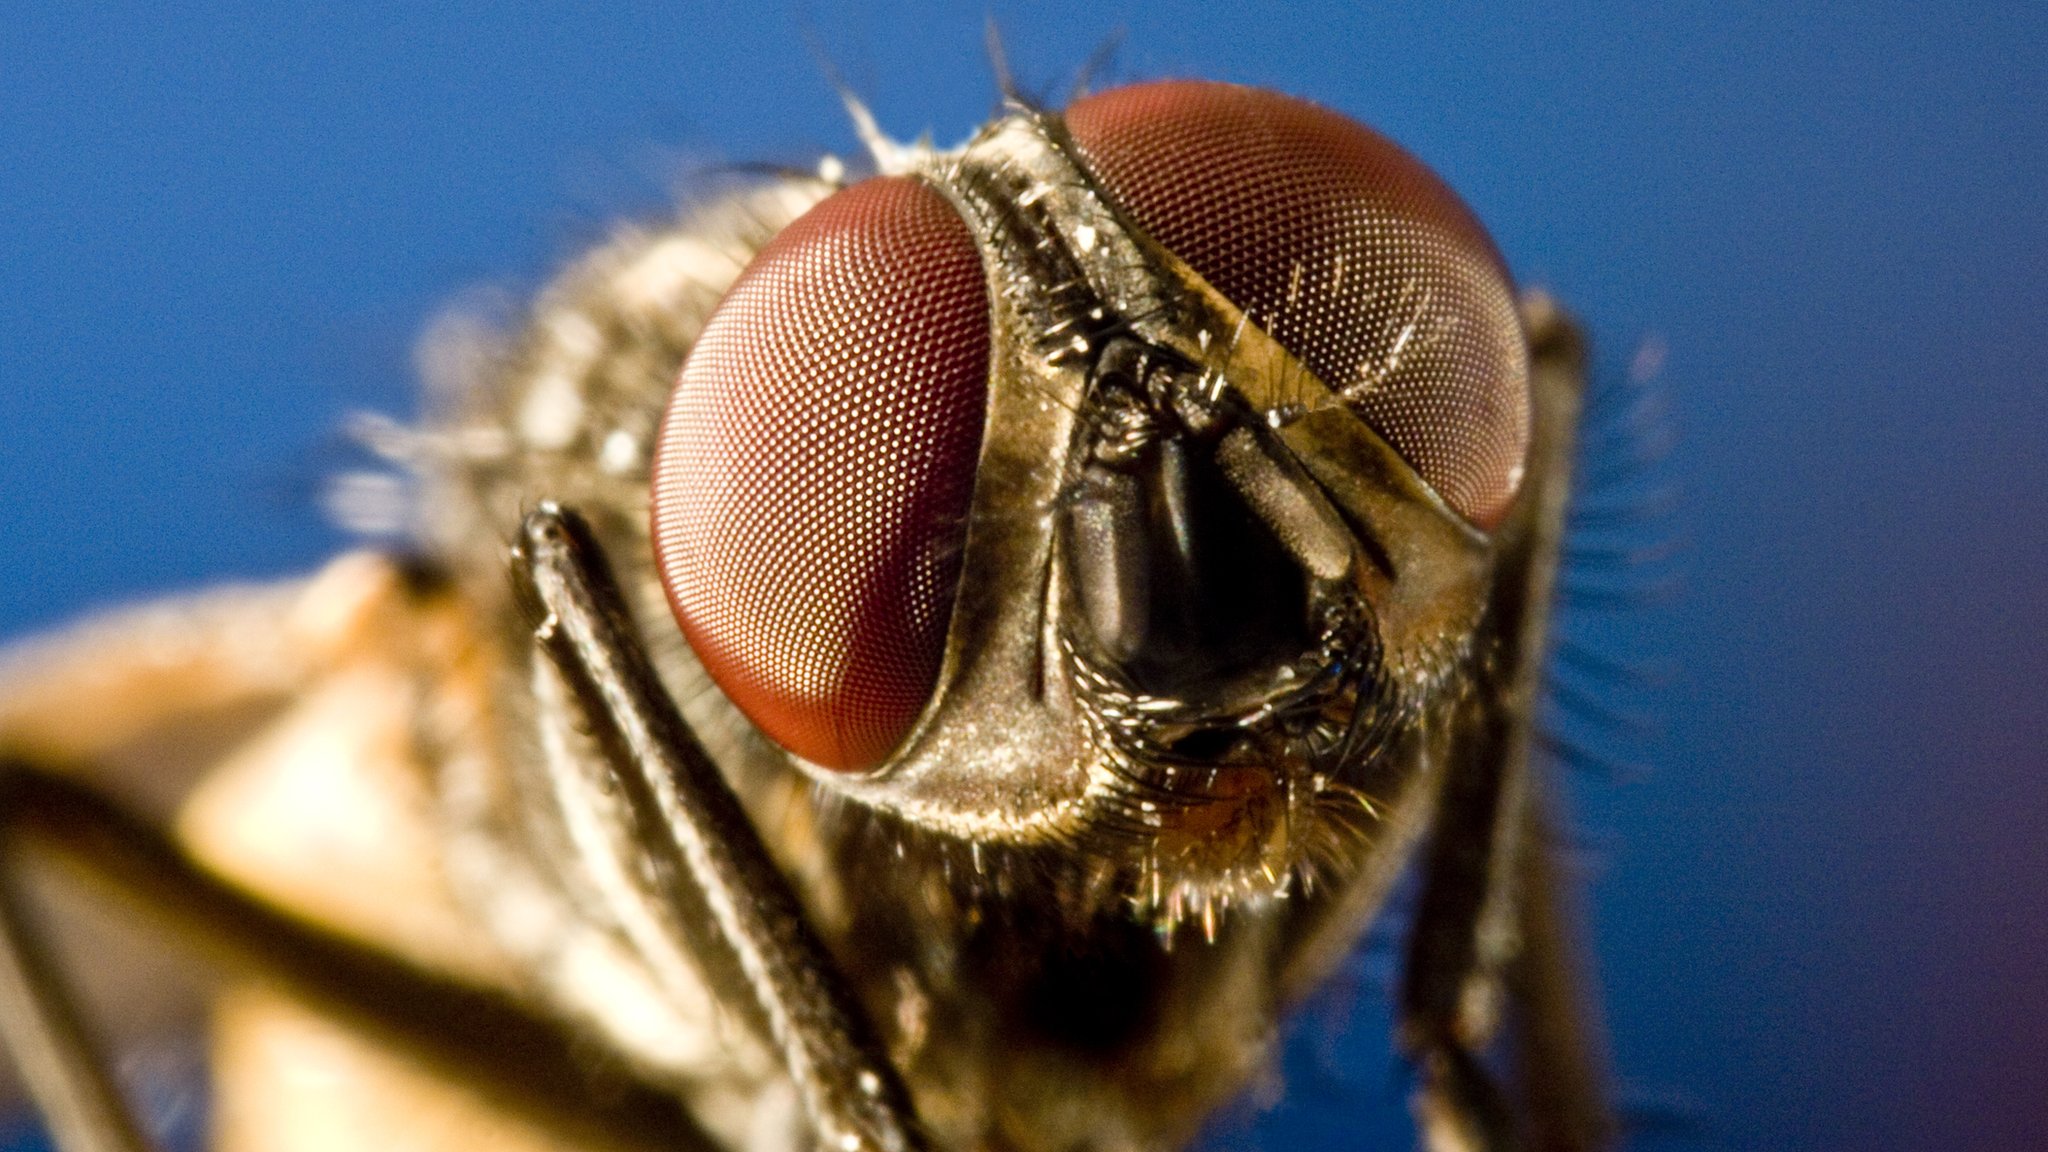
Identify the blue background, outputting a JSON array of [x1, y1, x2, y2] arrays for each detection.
[[2, 3, 2043, 1149]]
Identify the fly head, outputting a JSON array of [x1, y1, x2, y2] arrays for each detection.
[[645, 80, 1533, 929]]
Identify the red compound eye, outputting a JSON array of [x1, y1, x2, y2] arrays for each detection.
[[1066, 80, 1530, 529], [650, 177, 991, 772]]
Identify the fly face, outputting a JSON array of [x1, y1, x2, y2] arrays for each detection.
[[0, 76, 1604, 1152], [642, 81, 1528, 923]]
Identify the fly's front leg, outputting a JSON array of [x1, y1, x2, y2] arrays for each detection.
[[1400, 686, 1524, 1151], [1401, 751, 1612, 1152], [1400, 300, 1612, 1152], [1502, 786, 1613, 1152], [510, 504, 926, 1152], [1400, 699, 1548, 1151]]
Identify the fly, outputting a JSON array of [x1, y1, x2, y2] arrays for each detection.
[[0, 77, 1612, 1152]]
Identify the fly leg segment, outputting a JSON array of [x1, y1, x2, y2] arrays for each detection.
[[0, 554, 720, 1152], [0, 762, 721, 1152], [1400, 299, 1612, 1152], [0, 556, 438, 1152], [1401, 727, 1612, 1151], [510, 504, 926, 1152]]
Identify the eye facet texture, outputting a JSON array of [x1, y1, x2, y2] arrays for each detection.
[[651, 176, 990, 772], [1066, 80, 1530, 529]]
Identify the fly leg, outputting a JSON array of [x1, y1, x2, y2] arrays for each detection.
[[0, 553, 435, 1152], [509, 503, 926, 1152], [1503, 787, 1614, 1152], [1400, 749, 1613, 1152], [0, 759, 721, 1152], [0, 552, 721, 1152], [1400, 298, 1612, 1152], [1400, 691, 1531, 1152]]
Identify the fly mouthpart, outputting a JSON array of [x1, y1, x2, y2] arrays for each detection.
[[1064, 589, 1378, 768], [1060, 339, 1368, 720], [1063, 401, 1311, 708]]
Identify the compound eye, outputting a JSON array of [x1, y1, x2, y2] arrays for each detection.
[[1065, 80, 1530, 530], [651, 177, 990, 772]]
